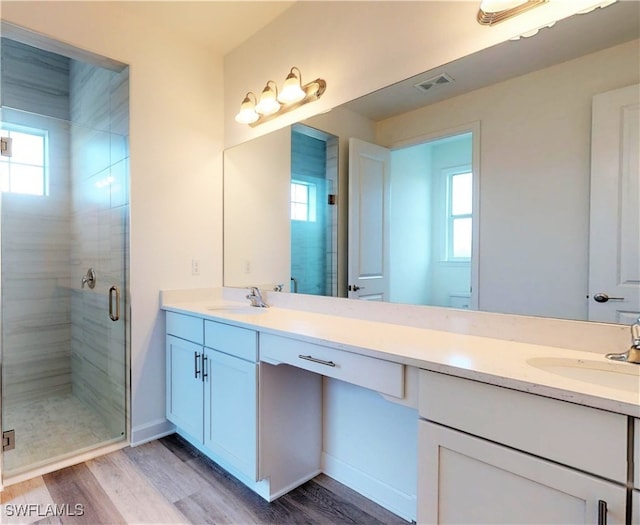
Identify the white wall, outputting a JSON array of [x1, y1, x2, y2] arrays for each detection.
[[1, 2, 224, 443], [389, 144, 431, 305], [224, 127, 291, 290]]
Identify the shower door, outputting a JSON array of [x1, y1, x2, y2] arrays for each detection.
[[0, 38, 129, 479]]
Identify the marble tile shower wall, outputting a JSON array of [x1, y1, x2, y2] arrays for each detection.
[[1, 40, 73, 405], [69, 60, 129, 438], [0, 38, 70, 119]]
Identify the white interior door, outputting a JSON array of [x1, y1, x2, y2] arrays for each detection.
[[588, 84, 640, 323], [348, 138, 390, 300]]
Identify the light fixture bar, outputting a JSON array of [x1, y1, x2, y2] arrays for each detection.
[[477, 0, 548, 26], [249, 78, 326, 127], [235, 67, 327, 127]]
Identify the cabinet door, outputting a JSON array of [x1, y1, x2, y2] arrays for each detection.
[[204, 348, 258, 481], [166, 335, 204, 441], [633, 491, 639, 525], [418, 420, 626, 525]]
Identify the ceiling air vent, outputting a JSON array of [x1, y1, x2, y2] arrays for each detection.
[[414, 73, 454, 93]]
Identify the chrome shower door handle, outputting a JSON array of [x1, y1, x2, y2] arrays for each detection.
[[109, 285, 120, 321]]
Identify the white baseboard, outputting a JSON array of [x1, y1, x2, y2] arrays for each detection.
[[322, 452, 416, 522], [130, 418, 175, 446]]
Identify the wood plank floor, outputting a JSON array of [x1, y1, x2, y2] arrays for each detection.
[[1, 434, 410, 524]]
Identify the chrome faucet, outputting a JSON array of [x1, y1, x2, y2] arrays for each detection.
[[246, 287, 269, 308], [606, 318, 640, 364]]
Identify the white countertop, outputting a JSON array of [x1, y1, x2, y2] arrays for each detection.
[[161, 297, 640, 418]]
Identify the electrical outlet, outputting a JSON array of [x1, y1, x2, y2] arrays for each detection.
[[191, 259, 200, 276]]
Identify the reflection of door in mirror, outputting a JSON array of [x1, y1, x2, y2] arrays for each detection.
[[290, 124, 339, 296], [588, 83, 640, 324], [349, 131, 476, 308]]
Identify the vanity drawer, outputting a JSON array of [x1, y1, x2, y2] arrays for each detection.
[[260, 333, 404, 398], [418, 370, 628, 483], [205, 320, 257, 362], [166, 311, 203, 344]]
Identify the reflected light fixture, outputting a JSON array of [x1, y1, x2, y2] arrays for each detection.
[[235, 67, 326, 126], [477, 0, 548, 25]]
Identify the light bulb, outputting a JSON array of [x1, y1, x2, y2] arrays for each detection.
[[278, 68, 306, 104], [255, 81, 281, 116], [235, 93, 259, 124]]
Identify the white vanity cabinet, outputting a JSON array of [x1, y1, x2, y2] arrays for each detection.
[[203, 320, 258, 481], [417, 370, 629, 524], [166, 312, 206, 441], [166, 311, 322, 501], [166, 312, 259, 481]]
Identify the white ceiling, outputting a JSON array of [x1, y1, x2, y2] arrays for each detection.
[[122, 1, 296, 55]]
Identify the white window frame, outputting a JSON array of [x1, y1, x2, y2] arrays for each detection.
[[443, 166, 473, 262], [0, 124, 49, 196], [290, 179, 317, 222]]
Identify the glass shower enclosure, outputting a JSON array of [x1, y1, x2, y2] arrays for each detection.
[[0, 34, 129, 481]]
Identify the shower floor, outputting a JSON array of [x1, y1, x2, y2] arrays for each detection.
[[2, 392, 116, 476]]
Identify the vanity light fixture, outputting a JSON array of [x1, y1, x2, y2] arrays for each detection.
[[477, 0, 548, 25], [235, 67, 326, 127]]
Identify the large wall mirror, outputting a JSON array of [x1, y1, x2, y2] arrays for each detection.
[[223, 2, 639, 324]]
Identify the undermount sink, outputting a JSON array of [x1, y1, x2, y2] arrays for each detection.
[[206, 304, 267, 315], [527, 357, 640, 393]]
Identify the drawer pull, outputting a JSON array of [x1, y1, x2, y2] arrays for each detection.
[[597, 500, 607, 525], [298, 354, 336, 367]]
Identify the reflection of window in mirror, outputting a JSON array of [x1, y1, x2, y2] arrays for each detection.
[[445, 169, 472, 262], [0, 126, 48, 196], [290, 179, 317, 222]]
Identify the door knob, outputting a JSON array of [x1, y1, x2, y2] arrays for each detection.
[[348, 285, 363, 291], [593, 293, 624, 303]]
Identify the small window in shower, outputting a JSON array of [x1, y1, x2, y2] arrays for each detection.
[[291, 179, 317, 222], [0, 126, 48, 196]]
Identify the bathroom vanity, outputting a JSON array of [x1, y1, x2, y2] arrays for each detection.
[[161, 289, 639, 524]]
